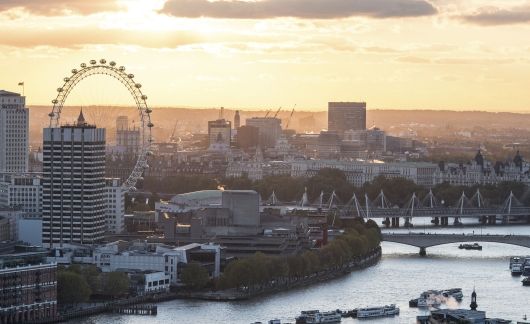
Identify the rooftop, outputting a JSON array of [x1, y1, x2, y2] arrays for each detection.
[[0, 90, 21, 97]]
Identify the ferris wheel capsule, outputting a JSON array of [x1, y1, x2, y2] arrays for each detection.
[[99, 59, 107, 64], [145, 108, 152, 113], [57, 88, 63, 92], [71, 69, 78, 74], [135, 83, 142, 88], [119, 66, 126, 72], [90, 60, 97, 65], [48, 112, 55, 117], [141, 95, 147, 100], [52, 99, 58, 104], [81, 63, 87, 68], [63, 77, 70, 82], [109, 61, 116, 66], [128, 74, 134, 79], [147, 122, 154, 128]]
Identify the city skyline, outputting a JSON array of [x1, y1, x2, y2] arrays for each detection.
[[1, 0, 530, 111]]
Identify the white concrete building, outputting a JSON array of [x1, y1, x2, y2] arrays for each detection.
[[0, 90, 29, 173], [142, 271, 170, 293], [105, 178, 125, 234], [42, 111, 106, 247], [0, 173, 42, 217], [93, 242, 221, 285], [291, 159, 439, 187]]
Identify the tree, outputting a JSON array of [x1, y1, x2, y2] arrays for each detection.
[[57, 271, 91, 304], [181, 262, 210, 290], [101, 272, 130, 298]]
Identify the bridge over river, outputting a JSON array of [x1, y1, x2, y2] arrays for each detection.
[[382, 233, 530, 256]]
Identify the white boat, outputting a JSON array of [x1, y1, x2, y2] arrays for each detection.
[[304, 311, 341, 323], [511, 263, 524, 276], [442, 288, 463, 301], [357, 304, 399, 319], [417, 291, 441, 308], [268, 320, 281, 324]]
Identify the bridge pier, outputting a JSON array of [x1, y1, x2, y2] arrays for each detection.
[[480, 216, 487, 225], [419, 247, 427, 257], [441, 217, 449, 226], [391, 217, 400, 228], [487, 215, 496, 225], [431, 217, 440, 226], [404, 217, 413, 228], [383, 218, 390, 228], [453, 217, 462, 226]]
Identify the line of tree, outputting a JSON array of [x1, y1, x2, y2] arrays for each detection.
[[216, 219, 381, 291], [138, 169, 530, 209], [57, 265, 130, 305]]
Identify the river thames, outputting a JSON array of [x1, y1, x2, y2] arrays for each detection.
[[75, 223, 530, 323]]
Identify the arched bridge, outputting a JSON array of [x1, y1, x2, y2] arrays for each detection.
[[382, 233, 530, 255]]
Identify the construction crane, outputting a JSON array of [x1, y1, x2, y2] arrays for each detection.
[[264, 109, 272, 118], [285, 104, 296, 129], [273, 106, 282, 118], [169, 121, 178, 143]]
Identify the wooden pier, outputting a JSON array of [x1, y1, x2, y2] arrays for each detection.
[[111, 304, 157, 315]]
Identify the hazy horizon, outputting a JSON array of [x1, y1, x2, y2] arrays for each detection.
[[2, 0, 530, 111]]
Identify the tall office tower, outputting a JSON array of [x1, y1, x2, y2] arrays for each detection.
[[0, 90, 29, 173], [42, 111, 106, 247], [208, 119, 232, 148], [234, 110, 241, 129], [115, 116, 140, 154], [245, 117, 282, 148], [328, 102, 366, 137]]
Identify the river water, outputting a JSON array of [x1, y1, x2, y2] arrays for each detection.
[[76, 223, 530, 324]]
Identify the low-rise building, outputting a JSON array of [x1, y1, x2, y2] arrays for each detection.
[[291, 159, 439, 187], [0, 252, 57, 323]]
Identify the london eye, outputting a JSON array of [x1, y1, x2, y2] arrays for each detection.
[[48, 59, 153, 191]]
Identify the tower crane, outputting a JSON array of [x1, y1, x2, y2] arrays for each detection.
[[273, 106, 282, 118], [285, 104, 296, 129]]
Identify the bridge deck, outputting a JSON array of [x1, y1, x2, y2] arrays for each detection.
[[382, 233, 530, 249]]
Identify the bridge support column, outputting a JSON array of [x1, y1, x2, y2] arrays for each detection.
[[392, 217, 400, 228], [383, 218, 390, 228], [404, 217, 413, 228], [432, 217, 440, 226], [441, 217, 449, 226], [480, 216, 487, 225], [453, 217, 462, 226], [488, 215, 496, 225], [419, 247, 427, 257]]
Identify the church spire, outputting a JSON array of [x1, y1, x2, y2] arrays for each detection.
[[77, 108, 86, 126]]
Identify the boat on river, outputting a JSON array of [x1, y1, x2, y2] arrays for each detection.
[[357, 304, 399, 319], [523, 277, 530, 287], [296, 310, 341, 324], [512, 263, 524, 276], [459, 243, 482, 250], [442, 288, 463, 301]]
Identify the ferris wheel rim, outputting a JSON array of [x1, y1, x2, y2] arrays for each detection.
[[48, 60, 152, 192]]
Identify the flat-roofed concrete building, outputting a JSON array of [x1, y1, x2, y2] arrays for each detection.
[[328, 102, 366, 137], [42, 111, 106, 247], [0, 90, 29, 173]]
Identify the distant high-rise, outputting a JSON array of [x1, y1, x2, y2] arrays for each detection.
[[42, 111, 106, 247], [208, 119, 231, 148], [245, 117, 282, 148], [234, 110, 241, 129], [0, 90, 29, 173], [328, 102, 366, 137]]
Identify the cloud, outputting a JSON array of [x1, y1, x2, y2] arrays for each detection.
[[0, 0, 121, 15], [161, 0, 438, 19], [460, 5, 530, 26], [0, 27, 199, 48]]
